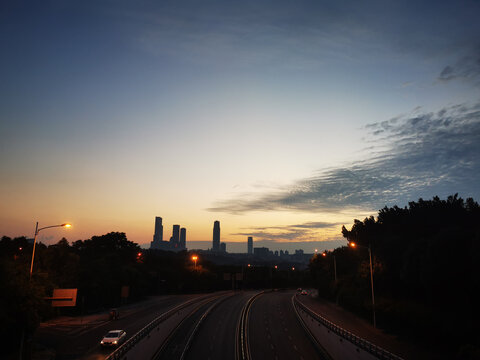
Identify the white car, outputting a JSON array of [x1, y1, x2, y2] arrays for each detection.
[[100, 330, 127, 347]]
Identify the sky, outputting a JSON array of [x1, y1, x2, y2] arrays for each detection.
[[1, 0, 479, 252]]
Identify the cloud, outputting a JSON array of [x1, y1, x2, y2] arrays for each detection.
[[231, 221, 344, 242], [438, 47, 480, 85], [244, 221, 342, 231], [127, 1, 480, 73], [209, 102, 480, 214], [231, 229, 311, 242]]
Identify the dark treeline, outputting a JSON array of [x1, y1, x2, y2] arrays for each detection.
[[0, 231, 309, 356], [310, 194, 480, 358]]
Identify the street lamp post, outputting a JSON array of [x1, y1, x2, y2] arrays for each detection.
[[322, 251, 337, 282], [30, 222, 71, 280], [349, 241, 376, 328], [22, 221, 71, 360], [192, 255, 198, 270]]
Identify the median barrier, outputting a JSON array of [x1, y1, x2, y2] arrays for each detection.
[[106, 293, 228, 360], [292, 295, 404, 360]]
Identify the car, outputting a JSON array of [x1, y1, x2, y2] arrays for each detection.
[[297, 287, 302, 292], [301, 290, 308, 295], [100, 330, 127, 347]]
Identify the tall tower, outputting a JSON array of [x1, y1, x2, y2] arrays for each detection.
[[212, 220, 220, 251], [172, 225, 180, 249], [151, 216, 164, 249], [248, 236, 253, 254], [180, 227, 186, 250]]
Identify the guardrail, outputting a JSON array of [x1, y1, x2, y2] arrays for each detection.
[[179, 293, 235, 360], [105, 294, 219, 360], [293, 295, 404, 360]]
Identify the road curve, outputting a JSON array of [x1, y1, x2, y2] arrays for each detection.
[[248, 290, 327, 360], [185, 291, 256, 360], [153, 293, 233, 360]]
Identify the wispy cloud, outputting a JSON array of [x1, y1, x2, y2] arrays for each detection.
[[209, 102, 480, 214], [231, 229, 311, 242], [438, 46, 480, 85], [231, 221, 343, 242]]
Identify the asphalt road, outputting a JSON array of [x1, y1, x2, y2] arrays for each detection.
[[185, 291, 255, 360], [34, 291, 327, 360], [248, 290, 325, 360], [34, 294, 199, 360], [153, 296, 225, 360]]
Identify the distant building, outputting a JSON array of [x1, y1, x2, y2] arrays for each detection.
[[220, 242, 226, 253], [153, 217, 163, 242], [212, 220, 220, 251], [254, 247, 270, 257], [247, 236, 253, 254], [172, 225, 180, 249], [274, 250, 279, 257], [151, 217, 168, 249], [180, 227, 186, 250]]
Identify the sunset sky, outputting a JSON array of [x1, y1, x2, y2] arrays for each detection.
[[1, 0, 479, 252]]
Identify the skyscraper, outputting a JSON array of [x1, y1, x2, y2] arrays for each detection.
[[150, 216, 164, 249], [248, 236, 253, 254], [172, 225, 180, 249], [180, 227, 186, 250], [212, 220, 220, 251]]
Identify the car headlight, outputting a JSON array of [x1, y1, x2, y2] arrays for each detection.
[[100, 341, 104, 344], [113, 340, 118, 344]]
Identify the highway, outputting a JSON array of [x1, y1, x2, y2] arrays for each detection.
[[34, 294, 202, 360], [185, 291, 255, 360], [35, 290, 327, 360], [154, 295, 225, 360], [248, 290, 326, 360]]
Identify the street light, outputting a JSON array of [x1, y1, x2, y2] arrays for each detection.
[[192, 255, 198, 270], [349, 241, 376, 328], [30, 222, 72, 280]]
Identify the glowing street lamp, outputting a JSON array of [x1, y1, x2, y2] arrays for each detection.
[[30, 222, 71, 280], [192, 255, 198, 270], [349, 241, 376, 328], [322, 251, 337, 282]]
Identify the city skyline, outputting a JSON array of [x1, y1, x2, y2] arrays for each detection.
[[1, 1, 479, 250]]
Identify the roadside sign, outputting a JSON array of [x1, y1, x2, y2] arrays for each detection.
[[49, 288, 78, 307]]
